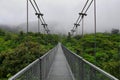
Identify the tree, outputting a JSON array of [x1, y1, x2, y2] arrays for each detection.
[[0, 29, 5, 36]]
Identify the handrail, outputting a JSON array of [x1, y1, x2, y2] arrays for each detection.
[[9, 43, 118, 80], [9, 59, 39, 80], [40, 44, 58, 80], [9, 44, 58, 80], [40, 47, 55, 59], [68, 49, 118, 79], [61, 44, 119, 80]]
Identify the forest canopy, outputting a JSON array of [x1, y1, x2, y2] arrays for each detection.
[[0, 29, 120, 79]]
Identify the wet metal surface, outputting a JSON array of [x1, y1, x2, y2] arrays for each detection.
[[46, 44, 74, 80]]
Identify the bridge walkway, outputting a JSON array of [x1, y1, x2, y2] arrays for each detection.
[[46, 44, 74, 80]]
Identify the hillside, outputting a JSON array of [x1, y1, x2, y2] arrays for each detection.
[[62, 33, 120, 79], [0, 29, 120, 79], [0, 29, 59, 79]]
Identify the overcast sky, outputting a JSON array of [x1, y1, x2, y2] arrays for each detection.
[[0, 0, 120, 33]]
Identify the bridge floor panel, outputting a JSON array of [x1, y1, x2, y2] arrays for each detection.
[[46, 44, 74, 80]]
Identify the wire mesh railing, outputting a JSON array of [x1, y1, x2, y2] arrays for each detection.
[[40, 44, 58, 80], [9, 44, 58, 80], [61, 45, 118, 80], [9, 43, 118, 80]]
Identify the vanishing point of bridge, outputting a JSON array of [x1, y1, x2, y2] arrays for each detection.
[[9, 43, 118, 80]]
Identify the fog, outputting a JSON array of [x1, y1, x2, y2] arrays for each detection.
[[0, 0, 120, 34]]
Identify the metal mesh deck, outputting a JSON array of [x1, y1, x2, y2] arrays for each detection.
[[46, 44, 74, 80]]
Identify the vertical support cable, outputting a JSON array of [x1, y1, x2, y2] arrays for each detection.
[[27, 0, 29, 33], [38, 18, 40, 33], [94, 0, 97, 57], [79, 13, 87, 37], [81, 17, 84, 55], [76, 27, 78, 35], [82, 17, 84, 37]]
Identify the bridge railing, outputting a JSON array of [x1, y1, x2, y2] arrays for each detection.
[[62, 45, 118, 80], [9, 44, 58, 80], [40, 44, 58, 80]]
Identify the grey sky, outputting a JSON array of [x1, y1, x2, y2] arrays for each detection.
[[0, 0, 120, 33]]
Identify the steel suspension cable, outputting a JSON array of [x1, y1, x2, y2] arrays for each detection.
[[75, 15, 80, 24], [33, 0, 41, 13], [29, 0, 44, 24], [81, 0, 90, 13], [39, 17, 44, 24], [33, 0, 47, 24], [78, 0, 93, 24], [75, 0, 89, 24], [78, 17, 82, 24], [27, 0, 49, 34], [71, 0, 90, 35], [29, 0, 37, 13], [41, 17, 47, 24], [33, 0, 49, 33], [94, 0, 97, 56], [84, 0, 94, 13], [33, 0, 45, 23]]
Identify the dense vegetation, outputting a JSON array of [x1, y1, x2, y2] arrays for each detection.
[[0, 29, 120, 79], [62, 32, 120, 79], [0, 29, 59, 79]]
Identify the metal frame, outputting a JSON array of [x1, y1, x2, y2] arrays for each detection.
[[61, 45, 118, 80], [9, 44, 58, 80]]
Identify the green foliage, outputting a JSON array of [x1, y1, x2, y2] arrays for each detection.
[[82, 53, 95, 63], [0, 29, 5, 36], [0, 30, 58, 79], [102, 61, 120, 79], [0, 29, 119, 79], [62, 33, 120, 79]]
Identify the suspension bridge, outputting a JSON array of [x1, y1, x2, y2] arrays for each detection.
[[9, 43, 118, 80], [7, 0, 119, 80]]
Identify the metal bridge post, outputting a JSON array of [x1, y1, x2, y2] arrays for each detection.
[[90, 67, 94, 80], [81, 60, 84, 80], [39, 58, 42, 80], [79, 13, 87, 37], [27, 0, 29, 33], [35, 13, 43, 34], [38, 18, 40, 33]]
